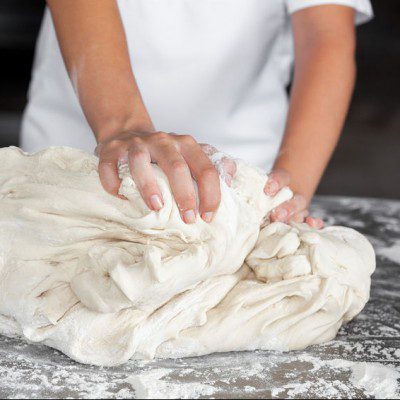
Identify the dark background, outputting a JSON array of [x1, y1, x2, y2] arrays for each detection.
[[0, 0, 399, 199]]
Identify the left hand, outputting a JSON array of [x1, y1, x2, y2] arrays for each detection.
[[200, 147, 323, 229], [264, 169, 324, 229]]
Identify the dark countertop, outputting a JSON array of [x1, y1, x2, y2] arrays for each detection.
[[0, 195, 399, 399]]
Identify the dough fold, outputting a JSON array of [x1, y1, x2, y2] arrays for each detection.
[[0, 147, 375, 366]]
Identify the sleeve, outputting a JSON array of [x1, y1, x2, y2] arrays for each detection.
[[286, 0, 373, 25]]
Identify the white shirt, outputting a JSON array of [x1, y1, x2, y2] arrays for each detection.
[[21, 0, 372, 170]]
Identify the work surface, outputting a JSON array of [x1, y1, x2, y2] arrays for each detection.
[[0, 196, 399, 399]]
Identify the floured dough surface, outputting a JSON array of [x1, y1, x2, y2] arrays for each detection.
[[0, 147, 375, 366]]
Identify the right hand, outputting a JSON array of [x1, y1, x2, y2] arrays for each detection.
[[264, 169, 324, 229], [95, 131, 236, 224]]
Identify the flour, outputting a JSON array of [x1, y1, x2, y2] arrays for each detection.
[[271, 355, 400, 399], [378, 239, 400, 264], [126, 369, 216, 399], [350, 362, 400, 399], [126, 355, 400, 399], [1, 333, 400, 399]]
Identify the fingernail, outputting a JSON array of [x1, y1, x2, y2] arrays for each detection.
[[202, 212, 214, 223], [150, 194, 163, 211], [265, 180, 279, 195], [183, 209, 196, 224], [276, 208, 288, 221]]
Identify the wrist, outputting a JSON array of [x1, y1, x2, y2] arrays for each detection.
[[271, 164, 315, 206], [95, 115, 154, 143]]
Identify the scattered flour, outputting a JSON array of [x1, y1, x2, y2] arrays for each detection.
[[270, 355, 400, 399], [350, 362, 400, 399], [1, 334, 400, 399], [126, 369, 216, 399], [378, 240, 400, 263], [124, 355, 400, 399]]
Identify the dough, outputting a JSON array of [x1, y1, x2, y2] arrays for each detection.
[[0, 147, 375, 366]]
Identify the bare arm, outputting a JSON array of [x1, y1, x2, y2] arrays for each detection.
[[47, 0, 226, 223], [266, 5, 356, 227], [47, 0, 153, 138]]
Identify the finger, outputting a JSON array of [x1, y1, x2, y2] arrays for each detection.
[[128, 144, 164, 211], [181, 137, 221, 222], [264, 169, 291, 196], [151, 143, 197, 224], [306, 216, 324, 229], [270, 194, 307, 223], [200, 143, 237, 185], [291, 210, 309, 223], [199, 143, 218, 157], [98, 157, 124, 198], [220, 157, 237, 186]]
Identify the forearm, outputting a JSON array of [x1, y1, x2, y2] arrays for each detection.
[[274, 6, 356, 203], [274, 42, 355, 202], [47, 0, 153, 141]]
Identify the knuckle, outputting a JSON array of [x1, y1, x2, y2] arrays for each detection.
[[129, 149, 148, 162], [170, 160, 188, 172], [178, 193, 197, 208], [180, 134, 196, 145], [200, 165, 219, 182], [140, 182, 156, 195], [129, 136, 143, 146], [152, 131, 170, 142], [105, 138, 124, 150]]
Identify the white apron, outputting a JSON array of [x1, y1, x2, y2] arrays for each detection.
[[21, 0, 372, 170]]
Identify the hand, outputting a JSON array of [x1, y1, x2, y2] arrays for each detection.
[[95, 131, 235, 224], [264, 169, 324, 229]]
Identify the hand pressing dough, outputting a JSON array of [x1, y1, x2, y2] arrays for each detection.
[[0, 147, 375, 366]]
